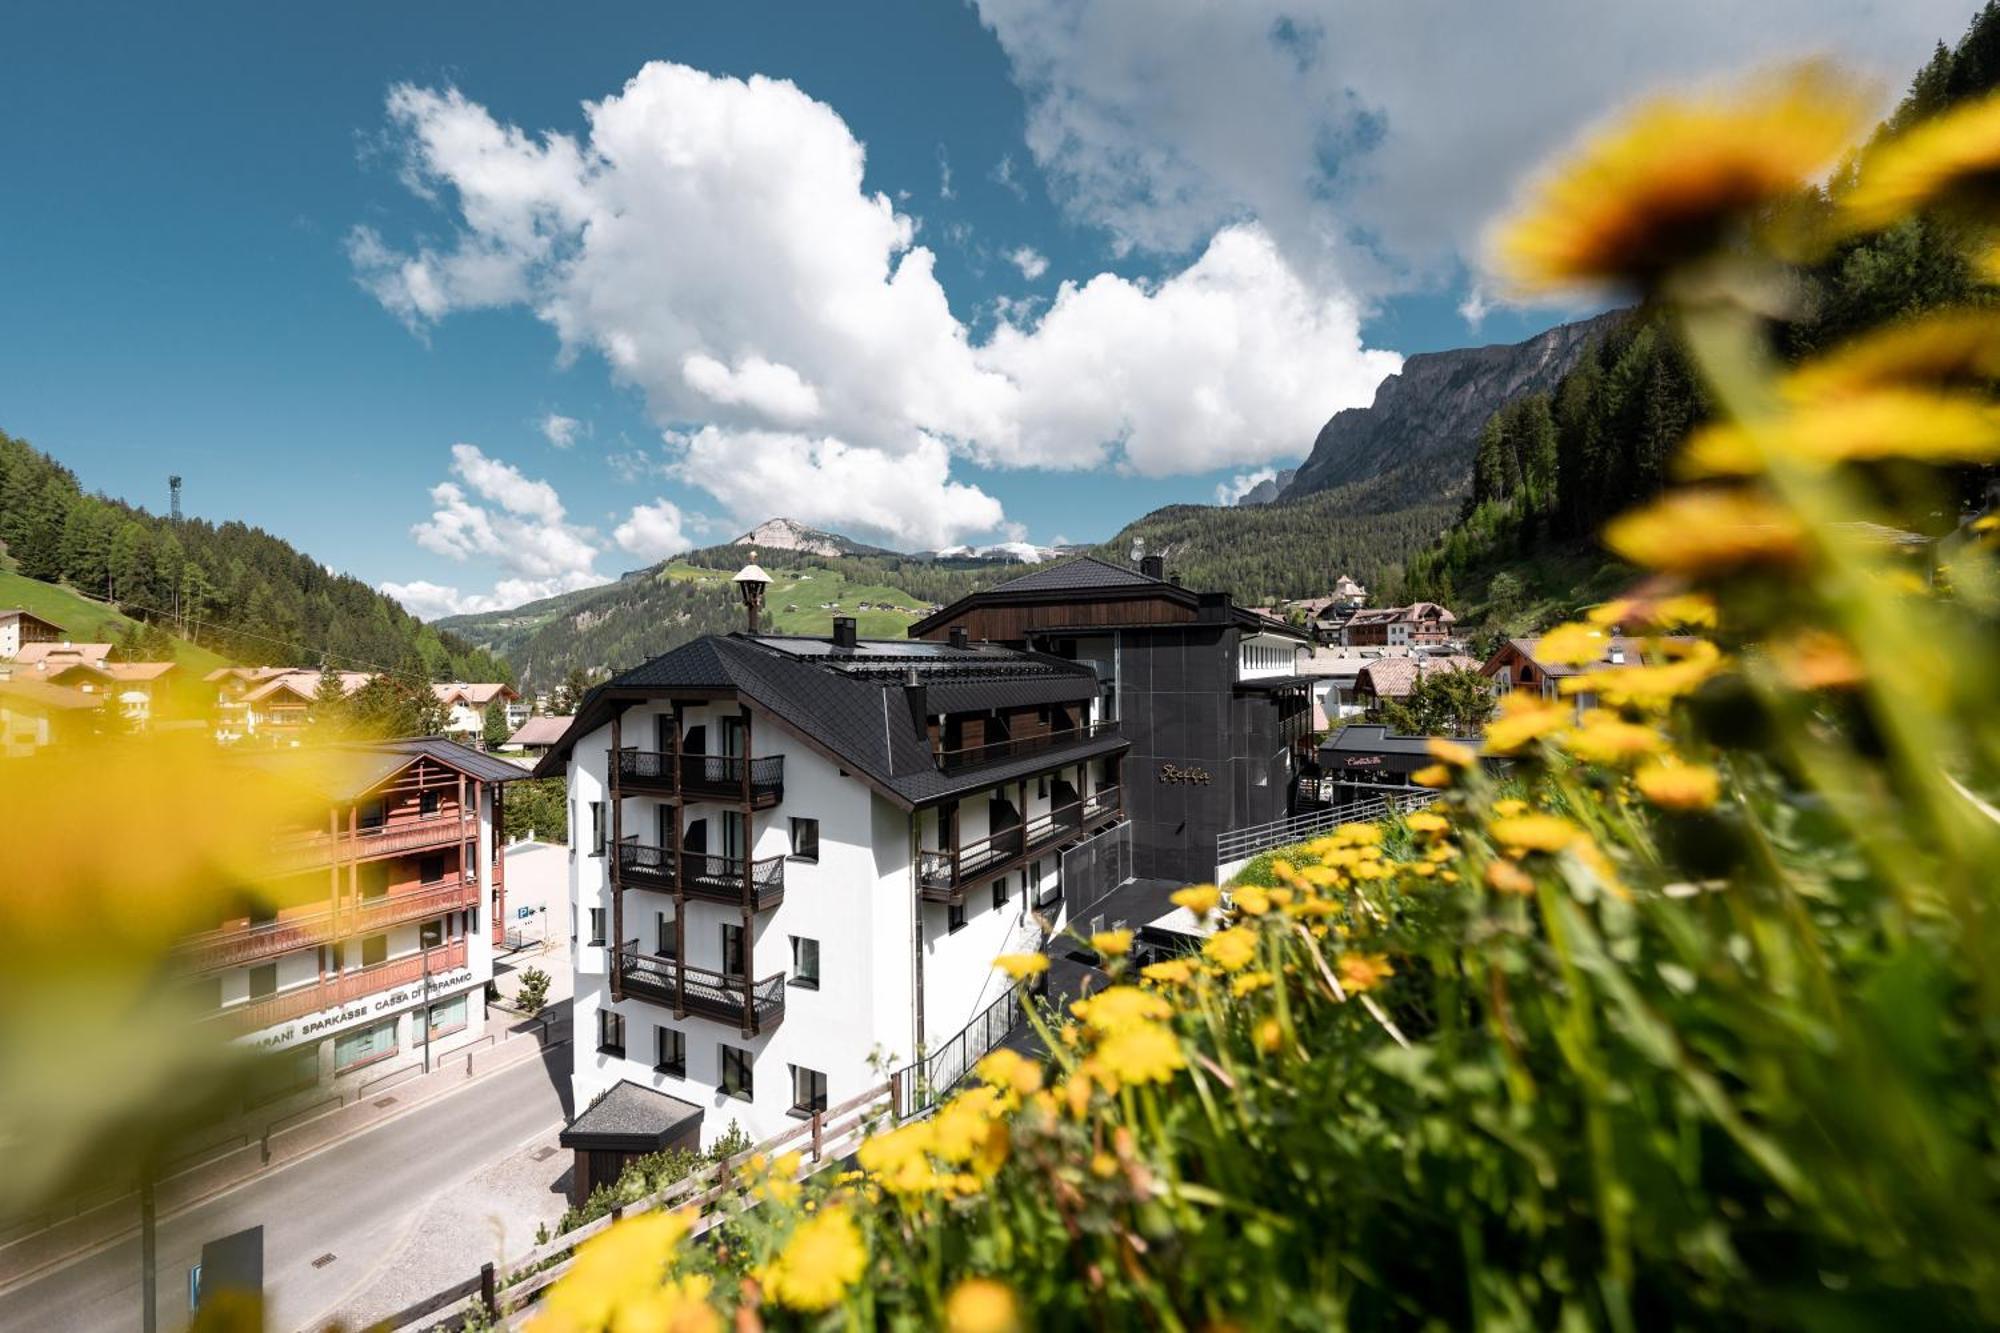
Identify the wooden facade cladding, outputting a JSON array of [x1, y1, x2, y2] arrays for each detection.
[[912, 594, 1201, 642], [207, 939, 468, 1034]]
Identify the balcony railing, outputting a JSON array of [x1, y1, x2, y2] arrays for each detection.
[[1081, 784, 1123, 824], [178, 877, 481, 972], [208, 939, 468, 1034], [616, 750, 785, 806], [618, 943, 786, 1034], [270, 815, 474, 873], [917, 793, 1105, 898], [933, 720, 1119, 774], [614, 841, 785, 911]]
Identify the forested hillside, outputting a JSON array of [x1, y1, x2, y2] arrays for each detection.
[[0, 431, 510, 682], [1403, 1, 2000, 637]]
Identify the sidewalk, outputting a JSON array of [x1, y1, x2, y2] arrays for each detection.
[[0, 1007, 572, 1295]]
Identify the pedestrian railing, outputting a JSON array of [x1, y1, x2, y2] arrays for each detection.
[[1214, 788, 1435, 868]]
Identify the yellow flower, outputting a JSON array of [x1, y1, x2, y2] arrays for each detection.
[[1499, 63, 1865, 291], [1484, 694, 1569, 754], [1141, 958, 1197, 986], [1090, 1151, 1120, 1178], [1426, 736, 1478, 767], [1336, 952, 1394, 994], [1171, 884, 1222, 916], [1232, 883, 1272, 916], [1254, 1018, 1284, 1054], [1635, 760, 1723, 811], [1203, 926, 1259, 972], [1405, 810, 1451, 836], [857, 1121, 943, 1196], [1535, 621, 1609, 666], [1412, 763, 1454, 789], [1090, 1020, 1186, 1087], [764, 1206, 866, 1312], [1564, 639, 1724, 710], [1784, 309, 2000, 400], [1485, 859, 1537, 895], [1071, 985, 1172, 1034], [1587, 594, 1718, 632], [1230, 969, 1275, 997], [946, 1278, 1022, 1333], [1681, 389, 2000, 476], [1489, 813, 1581, 855], [535, 1210, 695, 1331], [1604, 488, 1805, 576], [1845, 88, 2000, 228], [1561, 710, 1666, 766], [1770, 627, 1866, 690], [992, 953, 1048, 980], [1492, 798, 1529, 818], [1089, 928, 1134, 957], [1336, 822, 1385, 845], [976, 1049, 1044, 1098]]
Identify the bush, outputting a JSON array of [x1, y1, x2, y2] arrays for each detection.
[[515, 967, 551, 1015]]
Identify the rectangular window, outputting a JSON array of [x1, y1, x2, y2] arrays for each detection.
[[358, 799, 386, 831], [790, 936, 820, 989], [420, 789, 442, 817], [334, 1017, 398, 1071], [598, 1008, 626, 1057], [720, 1044, 754, 1100], [790, 1064, 828, 1115], [656, 909, 677, 958], [420, 918, 444, 949], [788, 817, 820, 863], [419, 854, 446, 884], [590, 801, 605, 855], [721, 923, 745, 980], [359, 861, 390, 900], [248, 962, 277, 999], [1034, 858, 1061, 909], [947, 899, 966, 934], [991, 874, 1010, 912], [655, 1026, 686, 1077], [361, 934, 388, 967], [248, 896, 278, 927], [427, 993, 467, 1036], [588, 908, 606, 947]]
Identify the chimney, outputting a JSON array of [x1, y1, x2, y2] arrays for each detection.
[[948, 626, 969, 650], [831, 616, 858, 650], [902, 668, 928, 736], [1140, 554, 1165, 581]]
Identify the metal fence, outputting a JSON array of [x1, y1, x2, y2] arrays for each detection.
[[893, 971, 1048, 1120], [1215, 788, 1435, 868]]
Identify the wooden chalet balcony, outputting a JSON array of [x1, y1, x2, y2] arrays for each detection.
[[618, 943, 786, 1035], [269, 814, 476, 873], [934, 720, 1119, 774], [917, 788, 1122, 901], [178, 877, 482, 972], [208, 940, 468, 1034], [614, 841, 785, 911], [616, 750, 784, 808]]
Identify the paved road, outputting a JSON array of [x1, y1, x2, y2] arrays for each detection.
[[0, 1046, 571, 1332]]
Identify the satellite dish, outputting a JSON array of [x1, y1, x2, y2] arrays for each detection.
[[1130, 537, 1145, 562]]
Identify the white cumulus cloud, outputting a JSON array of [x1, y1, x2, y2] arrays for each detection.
[[614, 498, 696, 562], [1007, 246, 1049, 280], [539, 411, 584, 448], [352, 62, 1401, 543], [1216, 467, 1277, 505]]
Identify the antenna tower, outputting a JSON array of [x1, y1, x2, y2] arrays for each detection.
[[169, 475, 183, 523]]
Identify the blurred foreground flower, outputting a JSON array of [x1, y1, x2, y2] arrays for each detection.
[[1845, 88, 2000, 227]]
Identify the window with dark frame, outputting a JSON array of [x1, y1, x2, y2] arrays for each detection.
[[992, 874, 1010, 911], [947, 899, 966, 933], [590, 801, 605, 854], [419, 853, 445, 884], [361, 933, 388, 966], [656, 910, 677, 958], [420, 789, 441, 817], [789, 817, 820, 863], [420, 918, 444, 949], [655, 1026, 685, 1076], [598, 1008, 626, 1057], [248, 963, 277, 999], [588, 908, 606, 947], [790, 1064, 828, 1115], [790, 936, 820, 989], [720, 1044, 754, 1100]]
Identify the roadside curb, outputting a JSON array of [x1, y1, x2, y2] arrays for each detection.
[[0, 1020, 572, 1297]]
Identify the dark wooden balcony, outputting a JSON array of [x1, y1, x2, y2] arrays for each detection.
[[614, 841, 785, 911], [179, 876, 482, 972], [917, 790, 1115, 901], [616, 749, 784, 808], [618, 944, 786, 1034], [934, 720, 1119, 774], [269, 814, 476, 873], [208, 940, 468, 1034]]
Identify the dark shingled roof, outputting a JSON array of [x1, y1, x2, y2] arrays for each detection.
[[561, 1081, 704, 1152], [910, 555, 1309, 643], [536, 633, 1121, 808], [986, 554, 1159, 594], [238, 736, 530, 799]]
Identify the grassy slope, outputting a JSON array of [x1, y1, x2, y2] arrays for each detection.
[[657, 561, 929, 637], [0, 568, 229, 674]]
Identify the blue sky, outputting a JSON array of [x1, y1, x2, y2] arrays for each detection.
[[0, 1, 1971, 617]]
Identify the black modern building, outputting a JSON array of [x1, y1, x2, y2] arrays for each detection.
[[912, 555, 1312, 882]]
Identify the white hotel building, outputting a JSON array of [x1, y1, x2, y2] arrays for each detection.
[[181, 739, 521, 1109], [536, 619, 1128, 1197]]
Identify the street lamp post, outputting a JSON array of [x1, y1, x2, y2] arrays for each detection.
[[732, 554, 772, 635], [421, 944, 432, 1074]]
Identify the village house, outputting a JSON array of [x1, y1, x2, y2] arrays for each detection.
[[1340, 602, 1460, 649], [1352, 654, 1483, 713], [0, 676, 103, 756], [178, 739, 521, 1113], [536, 616, 1128, 1190], [207, 667, 375, 743], [432, 681, 523, 744], [911, 555, 1311, 883], [0, 608, 65, 659]]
